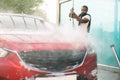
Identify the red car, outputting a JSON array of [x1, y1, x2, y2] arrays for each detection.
[[0, 14, 97, 80]]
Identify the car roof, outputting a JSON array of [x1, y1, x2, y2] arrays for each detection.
[[0, 13, 56, 31]]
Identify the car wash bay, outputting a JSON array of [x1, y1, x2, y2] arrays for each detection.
[[58, 0, 120, 80]]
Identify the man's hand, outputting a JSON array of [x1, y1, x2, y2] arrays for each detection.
[[72, 12, 78, 18], [69, 11, 78, 19]]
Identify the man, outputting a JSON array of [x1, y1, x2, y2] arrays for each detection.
[[69, 5, 91, 33]]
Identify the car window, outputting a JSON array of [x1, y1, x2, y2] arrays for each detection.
[[12, 16, 26, 29], [0, 14, 56, 31], [34, 19, 45, 30], [24, 17, 36, 29], [0, 15, 14, 28]]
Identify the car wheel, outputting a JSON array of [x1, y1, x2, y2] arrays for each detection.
[[77, 75, 88, 80]]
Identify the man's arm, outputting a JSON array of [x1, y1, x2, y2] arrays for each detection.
[[75, 16, 89, 23], [70, 12, 89, 23]]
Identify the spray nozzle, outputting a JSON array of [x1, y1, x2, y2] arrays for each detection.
[[70, 8, 74, 13]]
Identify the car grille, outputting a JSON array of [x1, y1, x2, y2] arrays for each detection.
[[18, 50, 86, 72]]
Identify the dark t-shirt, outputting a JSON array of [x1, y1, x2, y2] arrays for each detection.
[[78, 14, 91, 32]]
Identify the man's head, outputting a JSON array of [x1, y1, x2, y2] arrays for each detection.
[[81, 5, 88, 14]]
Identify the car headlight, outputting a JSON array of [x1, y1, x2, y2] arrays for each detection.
[[0, 48, 8, 58], [87, 48, 95, 54]]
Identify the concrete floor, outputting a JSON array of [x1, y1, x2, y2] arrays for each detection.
[[36, 65, 120, 80], [98, 69, 120, 80]]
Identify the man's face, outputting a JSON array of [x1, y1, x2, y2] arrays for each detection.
[[81, 7, 87, 14]]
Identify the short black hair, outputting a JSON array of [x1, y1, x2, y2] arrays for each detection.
[[82, 5, 88, 11]]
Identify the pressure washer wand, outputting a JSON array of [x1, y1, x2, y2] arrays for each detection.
[[110, 45, 120, 69], [70, 0, 75, 27], [72, 0, 74, 27], [70, 8, 74, 21]]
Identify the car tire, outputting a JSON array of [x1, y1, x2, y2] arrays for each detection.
[[77, 75, 88, 80]]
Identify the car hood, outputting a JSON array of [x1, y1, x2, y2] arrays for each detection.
[[0, 34, 86, 51]]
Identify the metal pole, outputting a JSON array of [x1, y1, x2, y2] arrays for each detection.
[[110, 45, 120, 69], [72, 0, 74, 10], [72, 0, 74, 27]]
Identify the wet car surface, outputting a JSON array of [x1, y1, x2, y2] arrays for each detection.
[[0, 13, 97, 80]]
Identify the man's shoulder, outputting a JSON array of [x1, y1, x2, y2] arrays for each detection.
[[87, 14, 91, 16], [81, 14, 91, 21], [83, 14, 91, 19], [85, 14, 91, 17]]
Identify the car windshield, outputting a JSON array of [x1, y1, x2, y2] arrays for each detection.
[[19, 50, 86, 72]]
